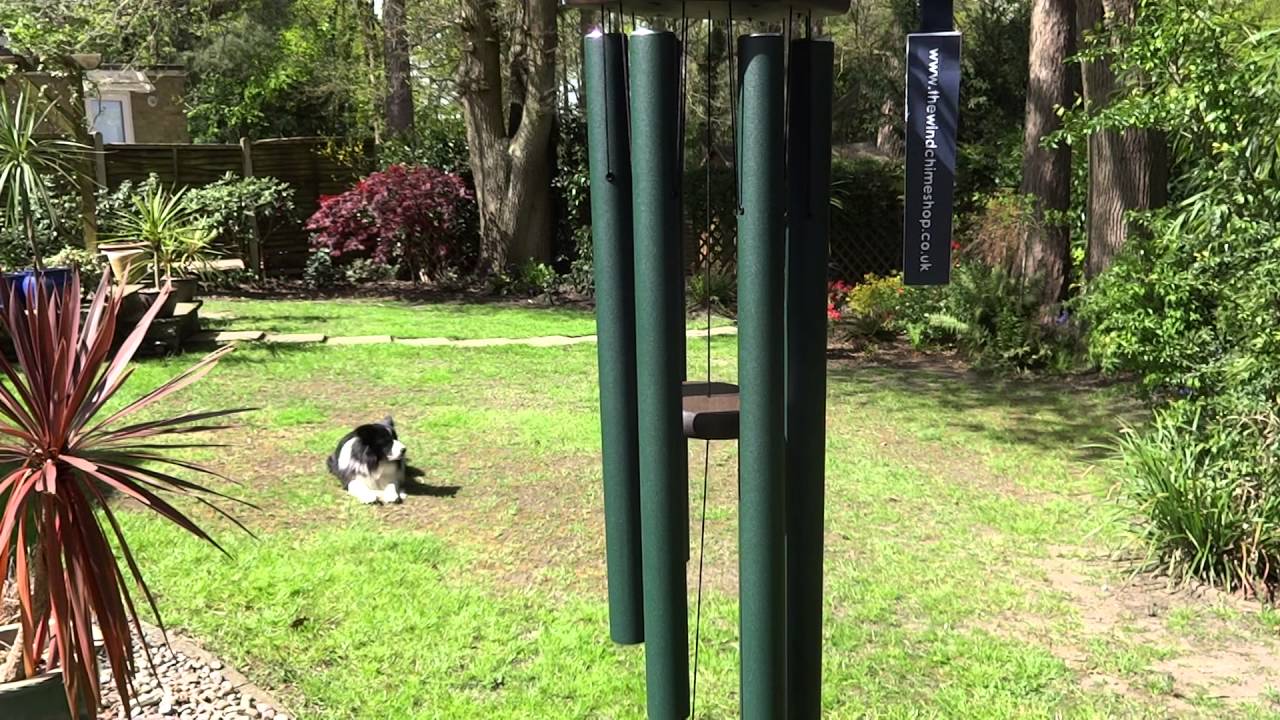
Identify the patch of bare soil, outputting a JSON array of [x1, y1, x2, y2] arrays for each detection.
[[1003, 547, 1280, 711], [377, 448, 607, 594]]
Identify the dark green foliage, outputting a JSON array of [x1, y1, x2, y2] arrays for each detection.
[[343, 257, 398, 284], [379, 114, 472, 175], [184, 172, 297, 255], [553, 110, 592, 288], [0, 179, 78, 269], [686, 263, 736, 315], [184, 0, 376, 142], [47, 246, 106, 293], [302, 249, 341, 289], [920, 261, 1064, 370], [1112, 403, 1280, 596], [1071, 1, 1280, 593], [828, 157, 904, 281], [491, 260, 560, 298]]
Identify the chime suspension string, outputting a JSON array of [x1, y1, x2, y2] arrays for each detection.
[[690, 10, 715, 718], [601, 8, 614, 182]]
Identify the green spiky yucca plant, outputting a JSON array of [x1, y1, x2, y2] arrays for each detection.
[[0, 91, 88, 270], [0, 268, 250, 717], [108, 184, 214, 289]]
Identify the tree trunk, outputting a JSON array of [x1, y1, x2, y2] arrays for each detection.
[[1015, 0, 1077, 310], [1, 549, 47, 684], [875, 97, 903, 158], [356, 0, 385, 144], [22, 70, 98, 254], [1078, 0, 1167, 281], [383, 0, 414, 139], [457, 0, 557, 271]]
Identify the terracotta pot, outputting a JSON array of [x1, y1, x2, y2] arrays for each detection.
[[98, 244, 148, 284]]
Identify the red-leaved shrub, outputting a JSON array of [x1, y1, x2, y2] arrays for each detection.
[[306, 164, 473, 282]]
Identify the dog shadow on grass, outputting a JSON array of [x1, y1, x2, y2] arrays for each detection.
[[402, 465, 461, 498]]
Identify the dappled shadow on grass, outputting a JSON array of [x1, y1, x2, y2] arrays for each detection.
[[825, 347, 1147, 463]]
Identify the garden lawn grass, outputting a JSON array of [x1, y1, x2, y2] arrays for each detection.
[[201, 297, 733, 340], [108, 327, 1280, 719]]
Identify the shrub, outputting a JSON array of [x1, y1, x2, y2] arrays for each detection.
[[0, 179, 77, 269], [1113, 402, 1280, 597], [848, 274, 905, 337], [828, 274, 904, 339], [107, 184, 215, 288], [1069, 2, 1280, 593], [302, 249, 341, 289], [307, 164, 474, 283], [184, 172, 296, 255], [923, 260, 1062, 369], [688, 263, 737, 314], [554, 109, 592, 289], [0, 271, 245, 715], [344, 257, 398, 284], [492, 260, 560, 297], [47, 246, 106, 292]]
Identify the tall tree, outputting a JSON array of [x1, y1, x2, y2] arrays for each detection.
[[383, 0, 414, 138], [1016, 0, 1077, 309], [1077, 0, 1167, 281], [456, 0, 557, 269]]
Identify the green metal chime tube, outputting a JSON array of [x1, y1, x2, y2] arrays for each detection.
[[584, 29, 645, 646], [629, 28, 691, 720], [736, 33, 787, 720], [784, 37, 835, 719]]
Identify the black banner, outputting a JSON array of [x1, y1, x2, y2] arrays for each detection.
[[903, 31, 961, 286]]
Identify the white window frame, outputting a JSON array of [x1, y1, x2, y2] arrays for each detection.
[[85, 92, 135, 144]]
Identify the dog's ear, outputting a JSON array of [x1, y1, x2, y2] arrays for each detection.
[[381, 415, 396, 430]]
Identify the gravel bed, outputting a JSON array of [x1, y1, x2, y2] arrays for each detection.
[[96, 628, 290, 720]]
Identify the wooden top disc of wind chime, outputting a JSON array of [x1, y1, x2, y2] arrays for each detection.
[[681, 381, 740, 440], [561, 0, 848, 19]]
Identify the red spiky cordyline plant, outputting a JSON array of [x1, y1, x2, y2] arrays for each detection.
[[0, 269, 251, 717]]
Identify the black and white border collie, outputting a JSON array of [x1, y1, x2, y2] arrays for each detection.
[[326, 416, 408, 504]]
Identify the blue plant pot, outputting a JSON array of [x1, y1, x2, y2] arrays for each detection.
[[1, 268, 73, 311]]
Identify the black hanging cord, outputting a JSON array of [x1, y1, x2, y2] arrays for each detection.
[[602, 21, 615, 182], [690, 12, 715, 719], [691, 436, 710, 717]]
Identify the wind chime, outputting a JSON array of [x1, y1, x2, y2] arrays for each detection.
[[579, 0, 959, 716]]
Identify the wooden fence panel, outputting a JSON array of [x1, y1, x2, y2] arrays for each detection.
[[101, 138, 366, 277]]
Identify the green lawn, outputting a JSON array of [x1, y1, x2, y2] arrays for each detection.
[[109, 309, 1280, 719], [201, 297, 732, 339]]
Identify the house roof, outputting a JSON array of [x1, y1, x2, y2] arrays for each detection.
[[86, 69, 155, 94]]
